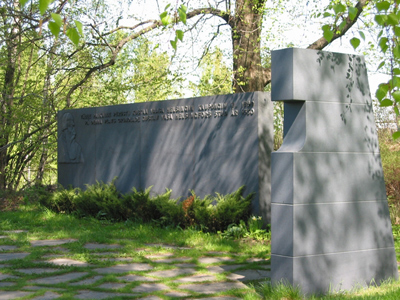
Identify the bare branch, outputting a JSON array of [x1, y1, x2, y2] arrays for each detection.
[[102, 20, 159, 36], [0, 121, 55, 153]]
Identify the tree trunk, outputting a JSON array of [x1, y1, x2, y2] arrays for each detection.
[[231, 0, 266, 93], [0, 1, 18, 190]]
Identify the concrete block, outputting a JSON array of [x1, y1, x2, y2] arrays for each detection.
[[271, 48, 398, 295]]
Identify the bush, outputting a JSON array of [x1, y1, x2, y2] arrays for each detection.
[[379, 129, 400, 224], [41, 182, 255, 232]]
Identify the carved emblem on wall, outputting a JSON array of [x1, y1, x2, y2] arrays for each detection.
[[58, 113, 84, 163]]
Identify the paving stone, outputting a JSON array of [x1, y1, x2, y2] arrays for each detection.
[[0, 245, 17, 251], [83, 243, 122, 250], [206, 251, 231, 255], [94, 263, 153, 274], [144, 253, 173, 259], [31, 291, 61, 299], [29, 272, 89, 284], [147, 268, 196, 278], [151, 257, 192, 263], [75, 290, 137, 299], [98, 282, 127, 289], [173, 274, 217, 283], [198, 257, 235, 264], [17, 268, 58, 274], [0, 282, 16, 287], [137, 297, 163, 300], [91, 252, 119, 256], [117, 274, 156, 282], [51, 247, 69, 252], [175, 263, 197, 268], [0, 291, 32, 299], [47, 258, 90, 266], [0, 236, 8, 239], [164, 291, 190, 297], [22, 286, 65, 291], [131, 283, 170, 293], [31, 239, 77, 247], [98, 257, 132, 262], [41, 254, 66, 259], [70, 275, 104, 286], [195, 297, 241, 300], [0, 273, 18, 280], [226, 269, 270, 281], [179, 282, 248, 294], [207, 265, 246, 273], [246, 258, 269, 263], [0, 264, 9, 268], [144, 243, 190, 250], [3, 230, 27, 234], [0, 252, 29, 261]]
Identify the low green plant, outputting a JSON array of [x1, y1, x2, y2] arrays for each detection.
[[74, 179, 122, 220], [39, 182, 254, 233], [41, 186, 79, 213], [379, 129, 400, 224], [220, 220, 248, 239], [219, 215, 270, 241], [256, 281, 303, 300], [247, 215, 270, 241]]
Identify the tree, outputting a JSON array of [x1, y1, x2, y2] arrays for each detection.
[[190, 47, 232, 96], [0, 0, 187, 190], [0, 0, 383, 191], [178, 0, 368, 93], [130, 39, 183, 102]]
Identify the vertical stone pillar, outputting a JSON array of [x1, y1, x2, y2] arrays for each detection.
[[271, 48, 398, 294]]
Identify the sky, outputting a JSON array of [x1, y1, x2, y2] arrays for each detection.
[[115, 0, 389, 99]]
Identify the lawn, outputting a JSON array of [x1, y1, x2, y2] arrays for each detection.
[[0, 204, 399, 299]]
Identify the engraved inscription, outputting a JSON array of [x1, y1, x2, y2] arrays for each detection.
[[80, 101, 255, 126]]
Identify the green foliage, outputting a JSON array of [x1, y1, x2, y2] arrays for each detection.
[[256, 281, 303, 300], [20, 0, 84, 45], [159, 4, 187, 50], [220, 215, 270, 241], [371, 1, 400, 139], [190, 47, 232, 96], [23, 184, 52, 206], [131, 39, 183, 102], [122, 187, 184, 226], [42, 186, 80, 214], [320, 1, 400, 139], [74, 180, 122, 220], [379, 129, 400, 224], [39, 182, 254, 233], [208, 187, 253, 231], [220, 220, 248, 239]]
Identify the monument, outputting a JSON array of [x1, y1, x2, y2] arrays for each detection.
[[58, 92, 273, 221], [58, 48, 398, 294], [271, 48, 398, 294]]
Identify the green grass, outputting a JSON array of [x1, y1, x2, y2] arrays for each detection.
[[0, 203, 399, 299]]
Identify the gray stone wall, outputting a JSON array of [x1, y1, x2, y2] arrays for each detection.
[[58, 92, 273, 221]]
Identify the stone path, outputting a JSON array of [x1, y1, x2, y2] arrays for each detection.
[[0, 231, 271, 299]]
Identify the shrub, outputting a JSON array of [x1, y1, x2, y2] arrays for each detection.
[[379, 129, 400, 224], [74, 180, 122, 220], [41, 186, 80, 214], [41, 182, 255, 232], [208, 186, 253, 232]]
